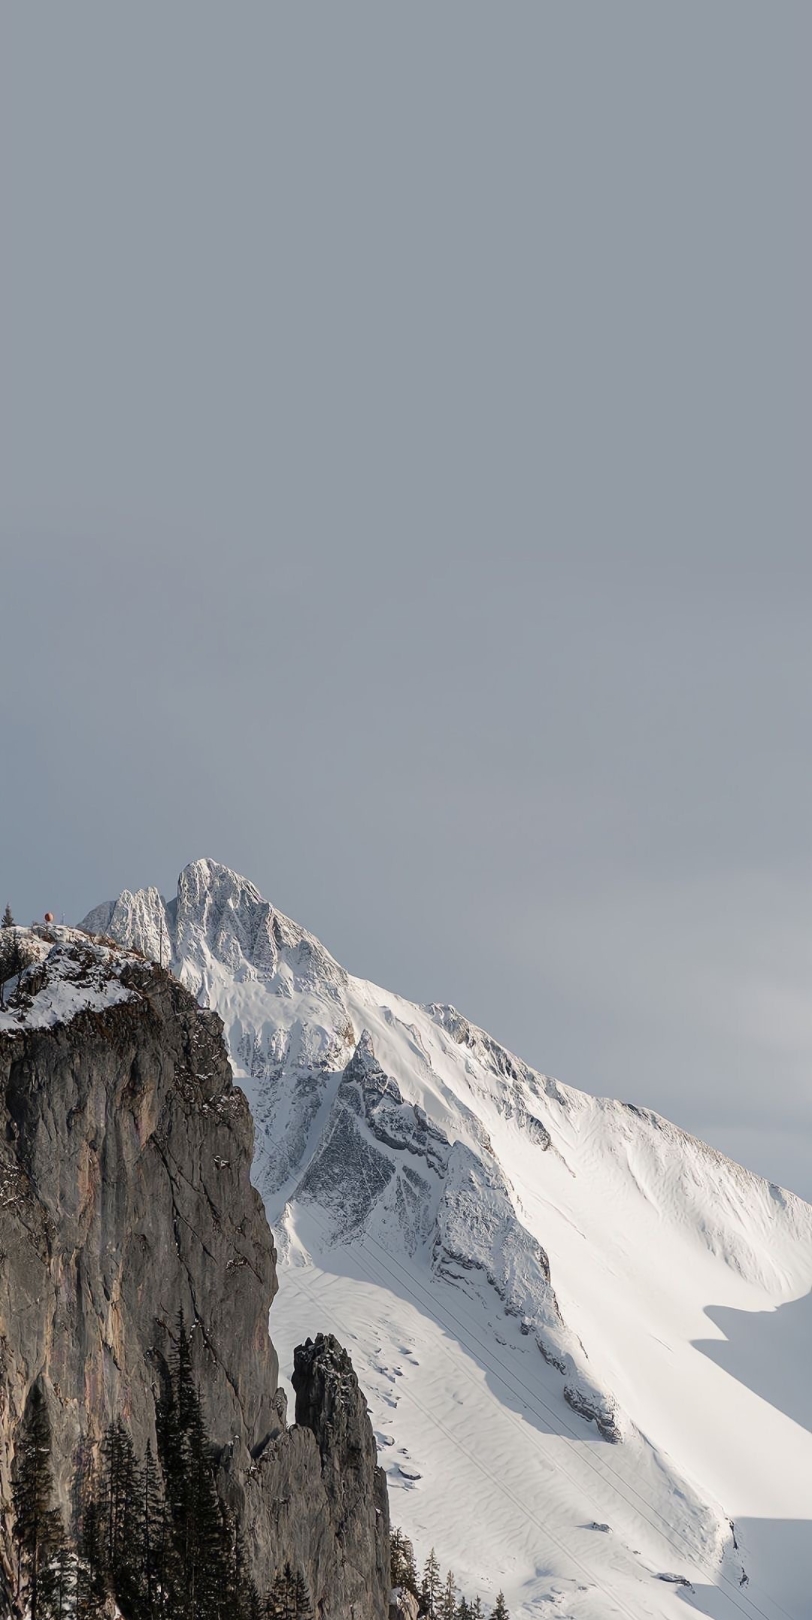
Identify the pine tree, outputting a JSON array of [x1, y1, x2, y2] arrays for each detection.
[[402, 1539, 419, 1597], [12, 1385, 63, 1620], [156, 1312, 233, 1619], [75, 1491, 107, 1620], [225, 1514, 262, 1620], [137, 1440, 172, 1619], [245, 1585, 264, 1620], [292, 1570, 314, 1620], [264, 1563, 314, 1620], [440, 1570, 457, 1620], [391, 1528, 417, 1591], [489, 1595, 509, 1620], [469, 1598, 484, 1620], [47, 1535, 77, 1620], [266, 1563, 298, 1620], [420, 1549, 442, 1620], [101, 1417, 141, 1610], [186, 1402, 230, 1618], [456, 1599, 472, 1620], [2, 902, 14, 928], [264, 1576, 279, 1620]]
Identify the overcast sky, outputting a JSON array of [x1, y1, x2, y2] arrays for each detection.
[[2, 5, 811, 1196]]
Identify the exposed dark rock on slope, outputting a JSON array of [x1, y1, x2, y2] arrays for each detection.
[[0, 935, 389, 1618]]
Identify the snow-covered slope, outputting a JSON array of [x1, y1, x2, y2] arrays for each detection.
[[0, 926, 140, 1030], [83, 861, 812, 1620]]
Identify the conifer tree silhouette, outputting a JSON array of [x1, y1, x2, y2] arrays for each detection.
[[12, 1384, 62, 1620], [155, 1311, 232, 1618], [440, 1569, 457, 1620]]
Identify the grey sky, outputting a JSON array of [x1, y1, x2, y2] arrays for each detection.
[[3, 6, 811, 1194]]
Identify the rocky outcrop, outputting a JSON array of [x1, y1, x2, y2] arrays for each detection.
[[389, 1591, 420, 1620], [0, 936, 389, 1618], [292, 1336, 390, 1606]]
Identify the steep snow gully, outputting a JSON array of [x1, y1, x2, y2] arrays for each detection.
[[83, 860, 812, 1620]]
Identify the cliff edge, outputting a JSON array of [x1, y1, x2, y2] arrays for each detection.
[[0, 934, 389, 1618]]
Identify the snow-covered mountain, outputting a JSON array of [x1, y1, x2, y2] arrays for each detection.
[[82, 860, 812, 1620]]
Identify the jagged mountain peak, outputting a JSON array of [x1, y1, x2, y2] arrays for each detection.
[[82, 858, 347, 1000], [81, 861, 812, 1617]]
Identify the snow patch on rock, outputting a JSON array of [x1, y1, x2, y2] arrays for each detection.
[[0, 934, 141, 1031]]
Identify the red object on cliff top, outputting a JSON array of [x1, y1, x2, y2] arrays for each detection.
[[44, 912, 54, 924]]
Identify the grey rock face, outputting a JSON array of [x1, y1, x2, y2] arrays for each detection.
[[292, 1336, 390, 1607], [389, 1590, 420, 1620], [562, 1384, 621, 1444], [297, 1032, 446, 1247], [0, 941, 389, 1619]]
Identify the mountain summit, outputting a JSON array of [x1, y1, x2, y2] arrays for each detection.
[[83, 859, 812, 1619]]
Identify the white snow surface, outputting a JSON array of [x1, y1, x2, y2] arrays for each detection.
[[82, 860, 812, 1620]]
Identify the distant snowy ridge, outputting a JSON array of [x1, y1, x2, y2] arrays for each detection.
[[82, 860, 812, 1620]]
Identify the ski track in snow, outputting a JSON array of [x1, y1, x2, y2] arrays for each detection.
[[80, 861, 812, 1620]]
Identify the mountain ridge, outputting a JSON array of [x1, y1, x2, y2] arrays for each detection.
[[81, 859, 812, 1619]]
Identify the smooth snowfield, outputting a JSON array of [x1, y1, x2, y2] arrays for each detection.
[[83, 861, 812, 1620]]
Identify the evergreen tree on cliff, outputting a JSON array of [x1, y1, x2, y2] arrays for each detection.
[[136, 1441, 173, 1619], [156, 1312, 232, 1619], [2, 902, 14, 927], [225, 1515, 262, 1620], [12, 1385, 62, 1620], [292, 1569, 314, 1620], [489, 1594, 509, 1620], [266, 1561, 313, 1620], [440, 1570, 457, 1620], [75, 1488, 107, 1620], [390, 1529, 419, 1596], [420, 1550, 442, 1620], [101, 1418, 141, 1611], [49, 1536, 77, 1620]]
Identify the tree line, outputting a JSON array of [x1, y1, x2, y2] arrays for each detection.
[[11, 1319, 313, 1620], [390, 1530, 508, 1620], [10, 1311, 510, 1620]]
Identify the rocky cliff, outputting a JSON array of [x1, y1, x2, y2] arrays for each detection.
[[0, 933, 389, 1618]]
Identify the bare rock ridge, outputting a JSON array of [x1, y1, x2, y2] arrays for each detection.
[[0, 934, 389, 1618]]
